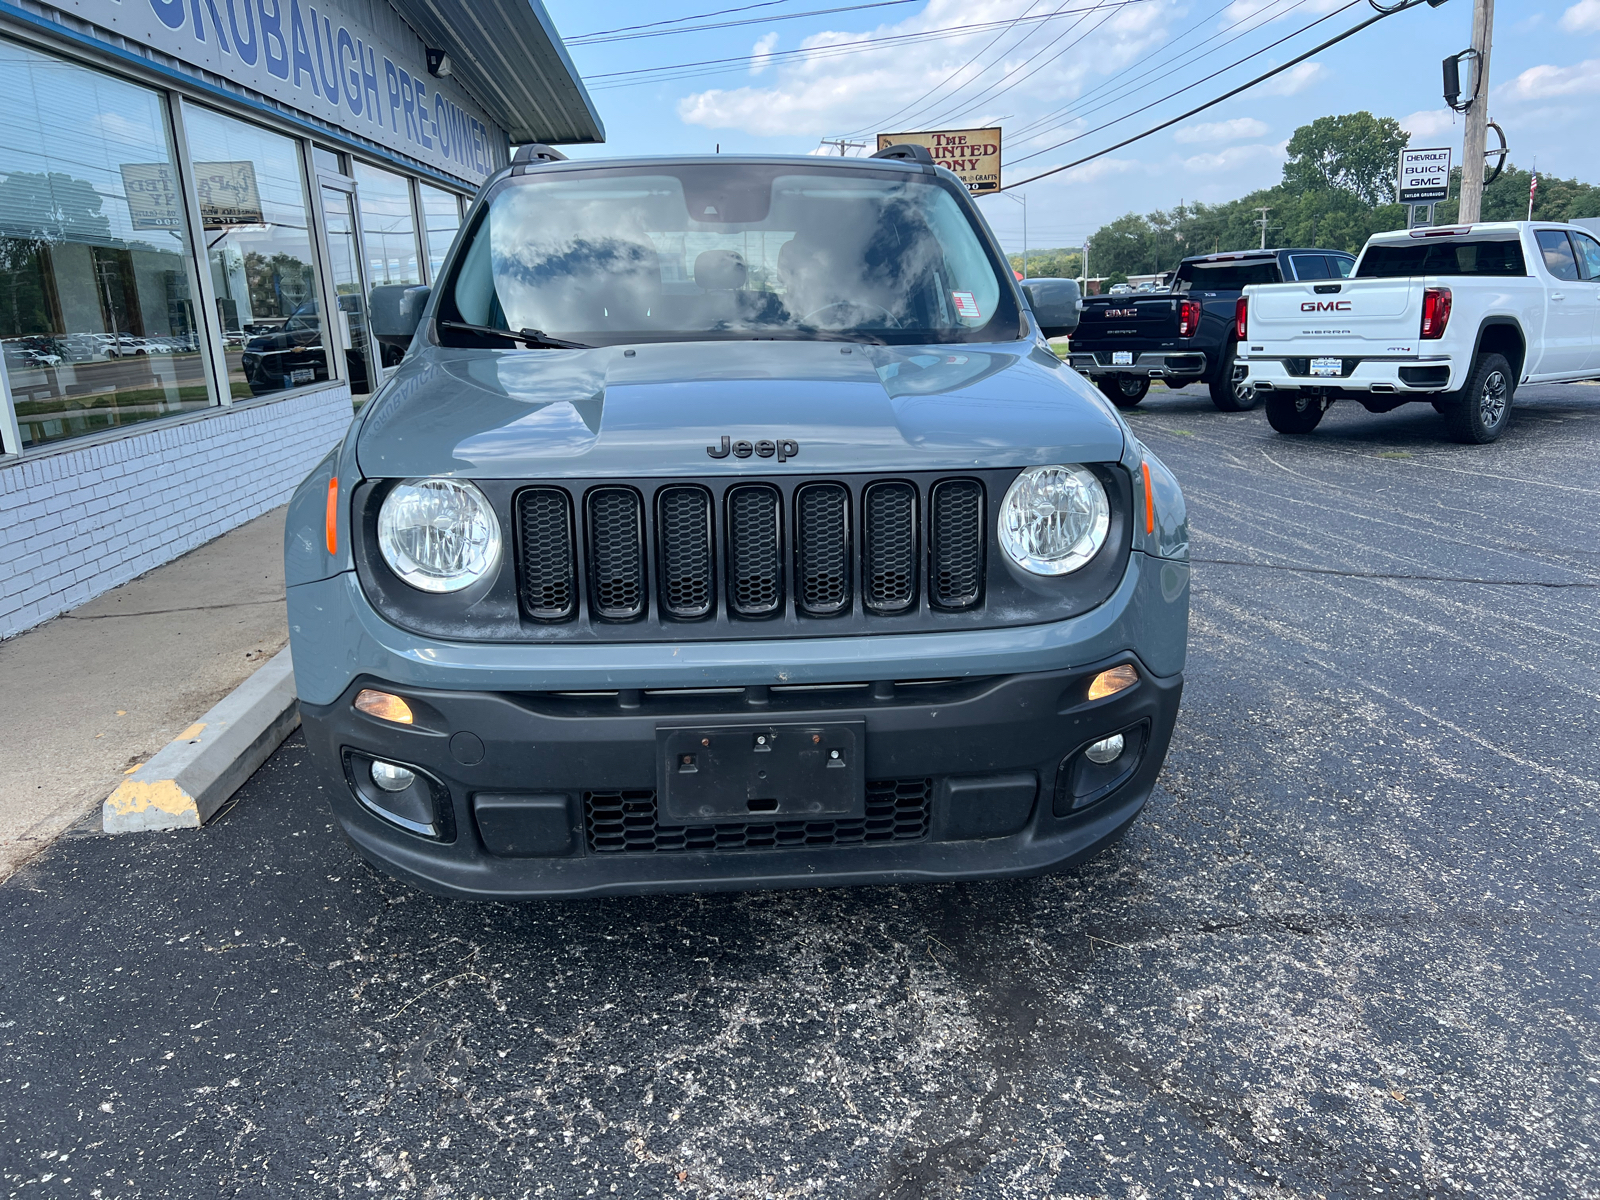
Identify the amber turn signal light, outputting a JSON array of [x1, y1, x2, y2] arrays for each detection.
[[354, 689, 414, 725], [1087, 664, 1138, 701], [325, 477, 339, 556]]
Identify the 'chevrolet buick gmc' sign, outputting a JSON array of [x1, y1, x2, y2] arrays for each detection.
[[877, 128, 1001, 194], [1398, 147, 1452, 203], [60, 0, 504, 184]]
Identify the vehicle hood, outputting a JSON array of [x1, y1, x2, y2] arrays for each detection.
[[355, 340, 1124, 478]]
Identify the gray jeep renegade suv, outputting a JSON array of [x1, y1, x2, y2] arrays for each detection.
[[284, 146, 1190, 899]]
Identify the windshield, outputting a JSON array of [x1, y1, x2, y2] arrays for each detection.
[[1355, 238, 1527, 278], [1172, 260, 1280, 292], [441, 164, 1022, 347]]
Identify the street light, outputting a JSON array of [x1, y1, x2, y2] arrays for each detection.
[[1001, 190, 1029, 277]]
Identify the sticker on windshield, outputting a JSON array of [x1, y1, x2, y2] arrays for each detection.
[[951, 291, 982, 319]]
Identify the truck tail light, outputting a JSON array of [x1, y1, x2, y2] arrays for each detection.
[[1177, 299, 1201, 338], [1234, 296, 1248, 340], [1420, 286, 1452, 340]]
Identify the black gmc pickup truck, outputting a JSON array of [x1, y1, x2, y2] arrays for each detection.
[[1067, 247, 1356, 411]]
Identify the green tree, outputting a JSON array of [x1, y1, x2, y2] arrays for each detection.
[[1007, 247, 1083, 278], [1282, 112, 1409, 206]]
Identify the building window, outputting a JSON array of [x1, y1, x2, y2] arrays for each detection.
[[0, 41, 207, 450], [353, 162, 421, 373], [184, 104, 325, 400], [420, 183, 463, 281]]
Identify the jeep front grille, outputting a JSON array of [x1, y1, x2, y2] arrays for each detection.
[[514, 475, 985, 625], [517, 487, 577, 621]]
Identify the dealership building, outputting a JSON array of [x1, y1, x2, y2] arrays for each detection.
[[0, 0, 602, 637]]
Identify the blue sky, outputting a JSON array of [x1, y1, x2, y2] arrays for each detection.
[[541, 0, 1600, 254]]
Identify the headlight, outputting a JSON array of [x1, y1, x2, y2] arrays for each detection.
[[998, 465, 1110, 575], [377, 478, 501, 593]]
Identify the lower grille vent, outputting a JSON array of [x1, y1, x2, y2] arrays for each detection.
[[585, 778, 932, 854]]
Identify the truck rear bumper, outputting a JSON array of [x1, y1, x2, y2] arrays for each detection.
[[1068, 351, 1210, 379], [1241, 355, 1457, 395], [301, 660, 1183, 899]]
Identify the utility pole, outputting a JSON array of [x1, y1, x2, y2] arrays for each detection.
[[1082, 239, 1090, 290], [819, 138, 867, 156], [1458, 0, 1494, 224], [1254, 206, 1272, 250]]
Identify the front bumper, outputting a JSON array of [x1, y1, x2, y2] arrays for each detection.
[[1241, 355, 1456, 395], [301, 658, 1183, 899], [1068, 351, 1210, 380]]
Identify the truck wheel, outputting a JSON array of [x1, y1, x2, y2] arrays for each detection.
[[1209, 345, 1260, 412], [1440, 353, 1513, 444], [1098, 375, 1150, 409], [1265, 392, 1326, 435]]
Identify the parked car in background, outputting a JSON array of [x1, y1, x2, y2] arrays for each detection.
[[1239, 221, 1600, 443], [1068, 247, 1357, 411]]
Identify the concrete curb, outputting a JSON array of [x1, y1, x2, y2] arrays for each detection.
[[103, 647, 299, 833]]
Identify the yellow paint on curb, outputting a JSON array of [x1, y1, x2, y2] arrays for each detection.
[[105, 778, 200, 823], [178, 722, 207, 741]]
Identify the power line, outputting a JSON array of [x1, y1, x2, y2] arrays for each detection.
[[570, 0, 816, 40], [582, 0, 1159, 89], [569, 0, 923, 46], [840, 0, 1057, 138], [1004, 0, 1362, 169], [1002, 0, 1429, 189], [1006, 0, 1310, 143]]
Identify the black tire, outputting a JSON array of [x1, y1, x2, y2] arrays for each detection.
[[1097, 375, 1150, 409], [1439, 352, 1513, 444], [1265, 391, 1327, 435], [1209, 343, 1260, 412]]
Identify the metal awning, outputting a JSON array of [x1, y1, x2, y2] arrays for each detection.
[[389, 0, 604, 146]]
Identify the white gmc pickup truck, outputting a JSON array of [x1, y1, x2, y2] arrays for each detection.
[[1237, 221, 1600, 442]]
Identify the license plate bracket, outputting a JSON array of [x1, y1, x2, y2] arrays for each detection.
[[1309, 357, 1341, 377], [1111, 351, 1134, 366], [657, 722, 865, 824]]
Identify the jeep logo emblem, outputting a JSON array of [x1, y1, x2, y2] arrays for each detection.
[[1301, 300, 1352, 312], [707, 435, 800, 462]]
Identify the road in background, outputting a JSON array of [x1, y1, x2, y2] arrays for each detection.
[[2, 384, 1596, 1198]]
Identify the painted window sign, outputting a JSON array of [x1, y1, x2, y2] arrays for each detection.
[[120, 161, 266, 228], [62, 0, 502, 182]]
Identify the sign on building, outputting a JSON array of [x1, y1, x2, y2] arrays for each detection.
[[1398, 147, 1452, 203], [64, 0, 504, 183], [877, 128, 1001, 194], [121, 162, 264, 229]]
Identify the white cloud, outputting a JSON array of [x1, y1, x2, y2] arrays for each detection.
[[1258, 61, 1327, 96], [676, 0, 1184, 138], [1400, 109, 1456, 142], [750, 32, 779, 76], [1172, 117, 1269, 144], [1560, 0, 1600, 32], [1502, 58, 1600, 102], [1179, 140, 1287, 175]]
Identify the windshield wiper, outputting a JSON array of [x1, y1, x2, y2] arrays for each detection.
[[440, 320, 591, 350]]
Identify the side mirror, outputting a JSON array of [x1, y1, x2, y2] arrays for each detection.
[[369, 284, 431, 341], [1020, 278, 1081, 339]]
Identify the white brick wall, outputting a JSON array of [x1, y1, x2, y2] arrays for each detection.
[[0, 387, 353, 639]]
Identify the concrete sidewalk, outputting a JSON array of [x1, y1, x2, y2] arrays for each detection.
[[0, 506, 292, 880]]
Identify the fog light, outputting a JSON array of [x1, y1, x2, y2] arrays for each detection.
[[355, 689, 414, 724], [1087, 664, 1138, 701], [371, 761, 416, 792], [1085, 734, 1124, 764]]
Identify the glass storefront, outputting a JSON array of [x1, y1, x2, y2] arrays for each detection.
[[353, 162, 421, 376], [185, 106, 325, 401], [0, 37, 473, 457], [0, 42, 207, 449], [421, 184, 464, 280]]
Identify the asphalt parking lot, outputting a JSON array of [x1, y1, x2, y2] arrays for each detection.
[[3, 382, 1597, 1200]]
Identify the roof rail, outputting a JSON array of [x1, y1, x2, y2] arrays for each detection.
[[511, 143, 569, 169], [870, 143, 934, 166]]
